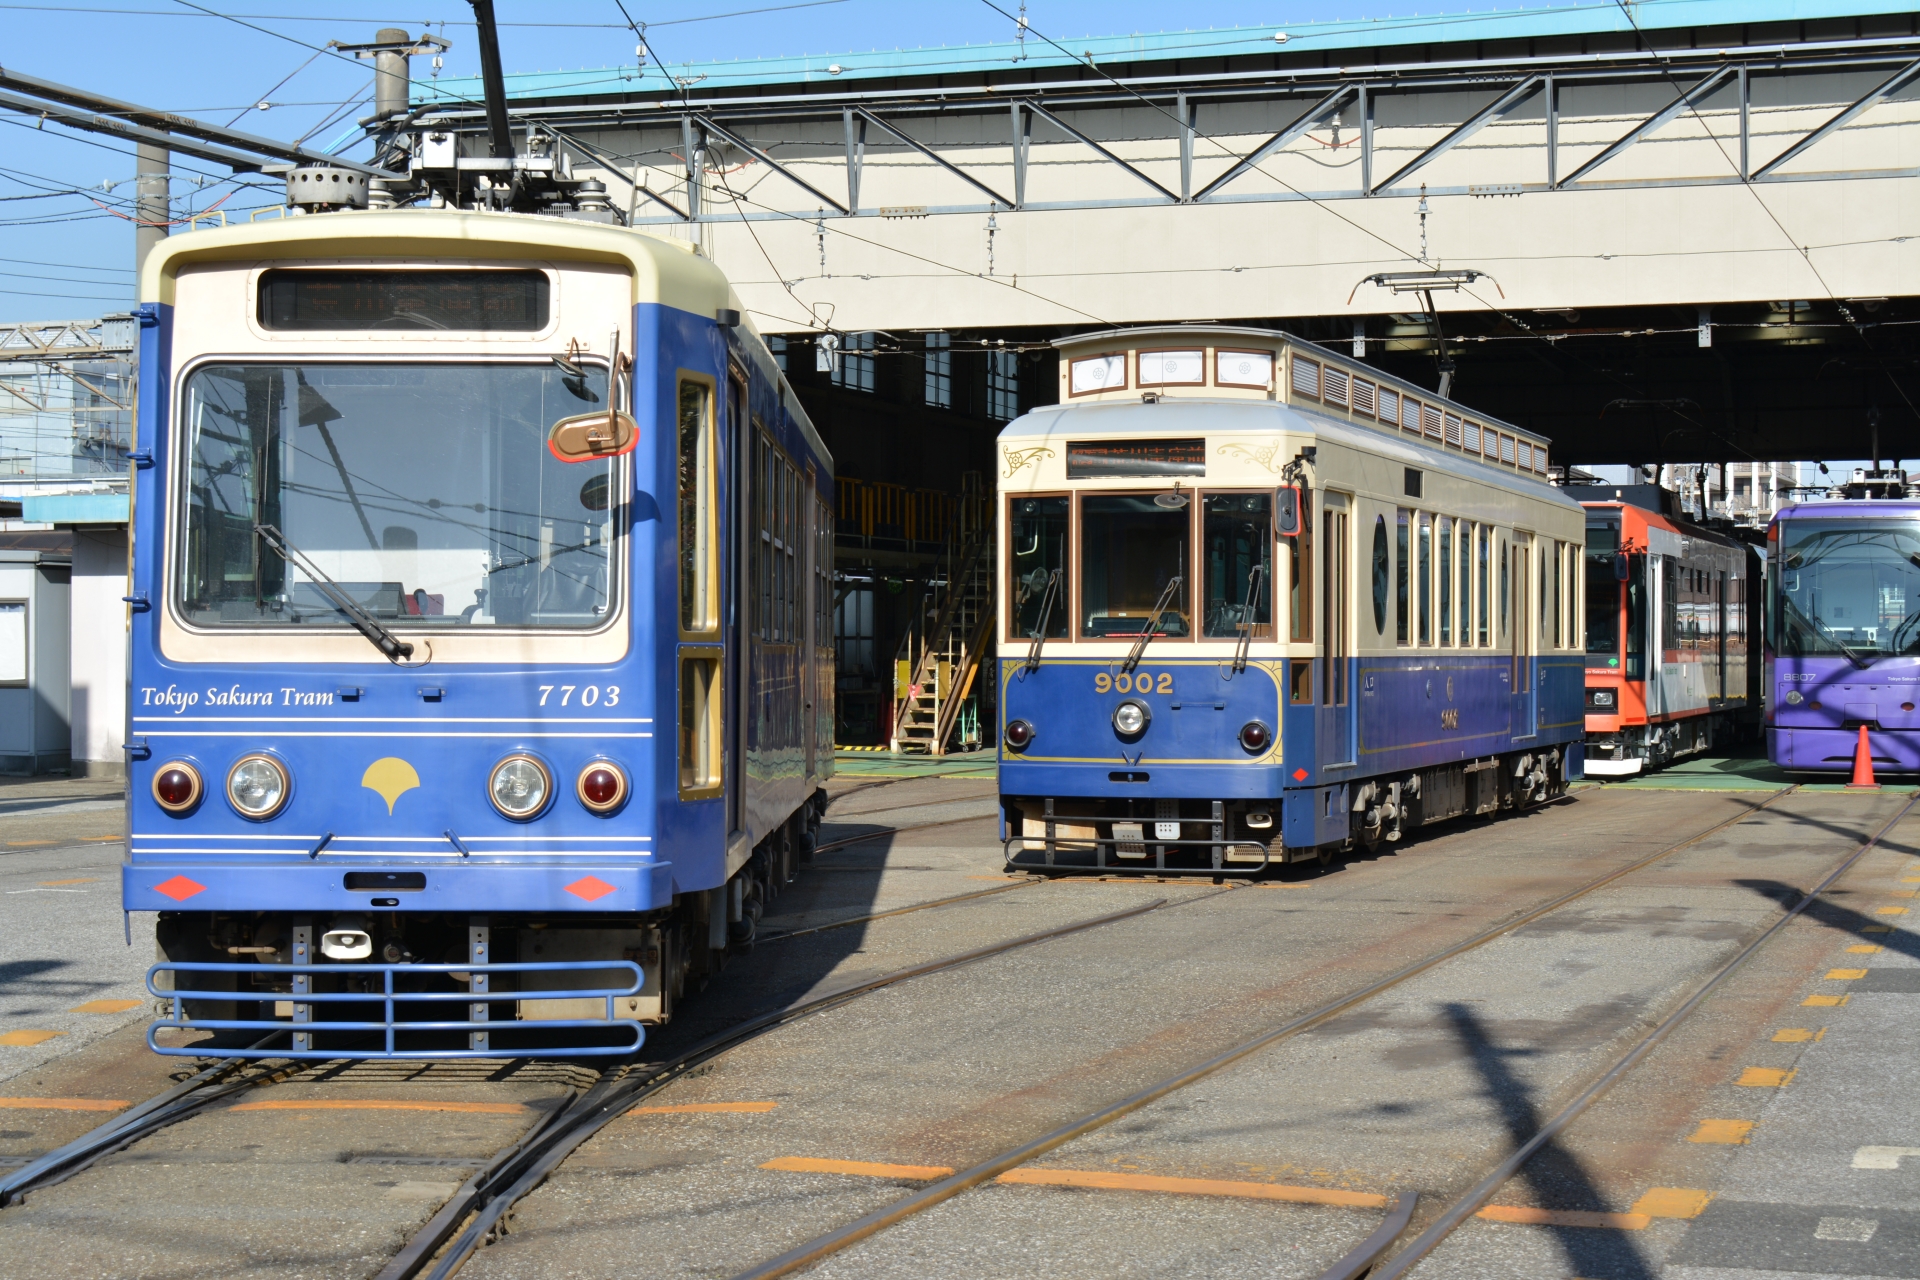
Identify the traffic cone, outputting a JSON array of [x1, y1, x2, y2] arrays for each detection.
[[1847, 724, 1880, 790]]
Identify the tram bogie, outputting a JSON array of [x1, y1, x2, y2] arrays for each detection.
[[999, 327, 1586, 874], [125, 208, 831, 1058]]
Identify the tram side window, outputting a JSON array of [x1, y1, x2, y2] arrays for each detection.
[[1438, 517, 1454, 646], [1477, 524, 1491, 647], [679, 650, 722, 797], [677, 379, 716, 635], [1417, 514, 1433, 646], [1624, 555, 1648, 679], [1202, 493, 1272, 639], [1008, 496, 1069, 640], [1370, 514, 1389, 636], [1082, 494, 1190, 638], [1395, 510, 1410, 645], [1661, 555, 1680, 658]]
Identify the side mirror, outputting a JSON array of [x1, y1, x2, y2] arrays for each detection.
[[1613, 552, 1629, 582], [549, 410, 638, 463], [1275, 485, 1302, 538]]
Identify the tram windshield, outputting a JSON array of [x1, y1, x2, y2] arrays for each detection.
[[1008, 496, 1069, 639], [1081, 494, 1190, 637], [1774, 519, 1920, 661], [1584, 518, 1620, 667], [177, 361, 618, 630], [1202, 493, 1271, 638]]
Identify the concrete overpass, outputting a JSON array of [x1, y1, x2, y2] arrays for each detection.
[[408, 0, 1920, 466]]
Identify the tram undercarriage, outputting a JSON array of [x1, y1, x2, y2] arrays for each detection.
[[1004, 748, 1569, 875], [150, 796, 825, 1058]]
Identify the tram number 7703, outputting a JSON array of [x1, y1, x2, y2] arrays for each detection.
[[537, 684, 622, 707], [1095, 672, 1174, 695]]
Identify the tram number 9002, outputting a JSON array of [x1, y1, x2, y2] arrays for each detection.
[[1096, 672, 1173, 695]]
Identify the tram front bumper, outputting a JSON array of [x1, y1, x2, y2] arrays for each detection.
[[122, 858, 673, 914]]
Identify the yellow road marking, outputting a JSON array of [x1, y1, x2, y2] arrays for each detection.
[[39, 878, 98, 887], [230, 1099, 528, 1115], [0, 1030, 65, 1047], [1631, 1188, 1715, 1219], [1803, 994, 1849, 1007], [1887, 890, 1918, 899], [995, 1167, 1390, 1208], [761, 1156, 954, 1180], [1736, 1067, 1796, 1088], [1688, 1119, 1755, 1144], [1863, 925, 1895, 933], [0, 1096, 131, 1111], [1847, 944, 1883, 954], [69, 999, 142, 1014], [1476, 1205, 1651, 1229], [1902, 876, 1920, 883], [1826, 969, 1869, 980], [633, 1102, 778, 1115], [1875, 907, 1909, 916], [1772, 1028, 1823, 1043]]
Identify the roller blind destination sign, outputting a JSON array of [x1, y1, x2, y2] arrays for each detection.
[[1066, 438, 1206, 479]]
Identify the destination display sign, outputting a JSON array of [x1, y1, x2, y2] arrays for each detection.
[[258, 269, 551, 332], [1066, 438, 1206, 478]]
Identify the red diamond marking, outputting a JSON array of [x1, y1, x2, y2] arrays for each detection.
[[1292, 768, 1309, 782], [153, 875, 206, 902], [564, 875, 616, 903]]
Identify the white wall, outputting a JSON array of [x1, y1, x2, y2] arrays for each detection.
[[68, 530, 127, 777]]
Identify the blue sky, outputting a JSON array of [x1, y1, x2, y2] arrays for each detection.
[[0, 0, 1431, 322]]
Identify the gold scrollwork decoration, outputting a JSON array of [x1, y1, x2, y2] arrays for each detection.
[[1217, 439, 1288, 474], [1003, 445, 1057, 478]]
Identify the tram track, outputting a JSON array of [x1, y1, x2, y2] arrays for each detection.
[[722, 786, 1817, 1280], [0, 807, 1001, 1218], [1349, 789, 1920, 1279]]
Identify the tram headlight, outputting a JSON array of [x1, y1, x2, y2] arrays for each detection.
[[1112, 700, 1150, 738], [489, 754, 552, 820], [1784, 690, 1804, 705], [152, 760, 203, 814], [1004, 719, 1034, 751], [226, 755, 289, 819], [576, 760, 628, 814], [1239, 721, 1271, 753]]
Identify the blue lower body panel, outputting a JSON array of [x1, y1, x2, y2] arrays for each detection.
[[148, 959, 646, 1059], [123, 859, 673, 914]]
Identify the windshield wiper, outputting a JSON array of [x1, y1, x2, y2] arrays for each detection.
[[1122, 575, 1183, 673], [1232, 560, 1266, 674], [254, 523, 415, 663], [1023, 569, 1061, 674]]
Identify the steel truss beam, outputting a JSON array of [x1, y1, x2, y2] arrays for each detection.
[[691, 112, 848, 214], [1555, 66, 1736, 188], [408, 37, 1920, 223], [1193, 85, 1352, 202], [853, 108, 1013, 208], [1371, 76, 1542, 194], [1752, 56, 1920, 180]]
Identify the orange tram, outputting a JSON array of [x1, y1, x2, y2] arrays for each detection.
[[1579, 485, 1763, 776]]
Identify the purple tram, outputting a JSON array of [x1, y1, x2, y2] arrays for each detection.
[[1767, 480, 1920, 775]]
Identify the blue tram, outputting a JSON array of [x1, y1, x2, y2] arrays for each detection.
[[125, 205, 831, 1057], [999, 327, 1585, 873]]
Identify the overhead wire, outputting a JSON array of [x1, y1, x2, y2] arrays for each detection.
[[1609, 0, 1920, 432]]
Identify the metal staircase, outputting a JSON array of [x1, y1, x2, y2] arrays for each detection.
[[889, 474, 994, 755]]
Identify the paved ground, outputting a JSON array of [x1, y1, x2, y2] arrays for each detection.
[[3, 757, 1920, 1279]]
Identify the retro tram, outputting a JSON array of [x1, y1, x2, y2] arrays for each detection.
[[126, 190, 831, 1056], [997, 327, 1587, 873]]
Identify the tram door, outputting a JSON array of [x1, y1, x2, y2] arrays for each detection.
[[1320, 494, 1355, 765], [803, 462, 818, 781], [1510, 534, 1535, 739], [726, 367, 749, 839]]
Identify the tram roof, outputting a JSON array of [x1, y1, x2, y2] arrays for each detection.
[[137, 209, 824, 468], [420, 0, 1914, 104]]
